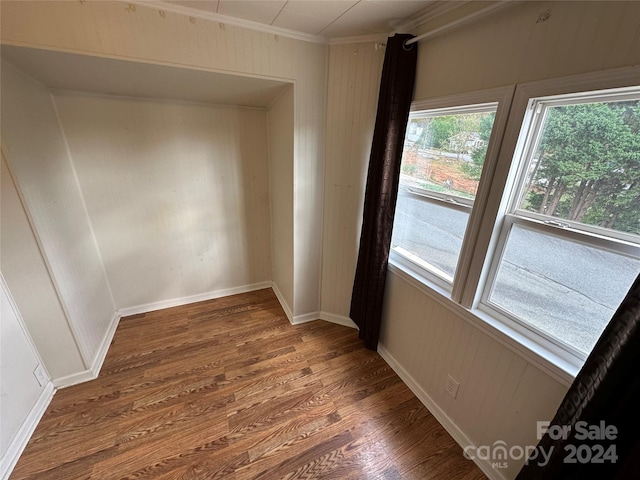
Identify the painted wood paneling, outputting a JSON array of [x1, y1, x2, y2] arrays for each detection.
[[0, 155, 84, 379], [0, 278, 43, 453], [268, 87, 295, 315], [413, 1, 640, 100], [320, 42, 384, 316], [53, 93, 272, 309], [0, 62, 115, 366], [0, 0, 327, 319], [380, 271, 568, 479], [0, 275, 53, 478]]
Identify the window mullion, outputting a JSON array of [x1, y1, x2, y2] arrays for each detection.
[[452, 86, 517, 306]]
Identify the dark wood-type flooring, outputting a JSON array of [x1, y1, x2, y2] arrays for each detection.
[[11, 288, 486, 479]]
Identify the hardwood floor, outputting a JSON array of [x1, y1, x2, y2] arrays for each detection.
[[11, 288, 486, 480]]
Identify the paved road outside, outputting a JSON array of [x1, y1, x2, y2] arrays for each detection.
[[392, 188, 640, 354]]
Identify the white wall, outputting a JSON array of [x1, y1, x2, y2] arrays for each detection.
[[0, 275, 54, 479], [1, 62, 115, 369], [53, 93, 272, 309], [1, 154, 84, 379], [413, 0, 640, 100], [0, 0, 327, 320], [268, 87, 295, 316], [321, 42, 384, 318]]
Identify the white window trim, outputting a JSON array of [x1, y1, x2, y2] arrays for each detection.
[[389, 66, 640, 382]]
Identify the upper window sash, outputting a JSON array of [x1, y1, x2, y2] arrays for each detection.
[[504, 90, 640, 246]]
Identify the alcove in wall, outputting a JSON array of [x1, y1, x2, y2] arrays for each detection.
[[1, 45, 294, 384]]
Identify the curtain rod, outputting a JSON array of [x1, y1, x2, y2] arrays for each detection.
[[404, 2, 508, 47]]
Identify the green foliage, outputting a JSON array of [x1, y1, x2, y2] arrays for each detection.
[[524, 100, 640, 235], [412, 112, 493, 152], [460, 112, 495, 180], [401, 163, 418, 176]]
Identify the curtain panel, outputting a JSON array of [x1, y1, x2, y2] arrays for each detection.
[[350, 34, 417, 350]]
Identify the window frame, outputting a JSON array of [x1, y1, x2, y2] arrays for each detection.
[[478, 85, 640, 361], [389, 86, 515, 293], [388, 67, 640, 381]]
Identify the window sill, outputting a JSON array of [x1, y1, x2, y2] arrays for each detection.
[[387, 259, 578, 387]]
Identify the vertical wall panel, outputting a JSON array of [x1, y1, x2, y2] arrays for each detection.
[[0, 278, 47, 464], [1, 155, 84, 379], [291, 39, 327, 317], [321, 42, 384, 317], [268, 87, 295, 313], [1, 62, 115, 366], [413, 1, 640, 100]]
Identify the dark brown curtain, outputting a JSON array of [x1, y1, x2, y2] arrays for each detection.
[[516, 272, 640, 479], [349, 34, 417, 350]]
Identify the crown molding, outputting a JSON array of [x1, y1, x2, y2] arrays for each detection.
[[329, 33, 390, 46], [127, 0, 329, 45]]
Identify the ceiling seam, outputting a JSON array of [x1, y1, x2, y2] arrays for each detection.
[[316, 0, 362, 36], [271, 0, 290, 26]]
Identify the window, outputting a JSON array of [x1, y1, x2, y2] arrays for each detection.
[[391, 102, 500, 288], [482, 89, 640, 357], [388, 73, 640, 376]]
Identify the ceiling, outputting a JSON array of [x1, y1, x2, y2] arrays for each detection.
[[156, 0, 464, 40], [1, 45, 290, 107]]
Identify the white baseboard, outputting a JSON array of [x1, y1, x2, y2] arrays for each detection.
[[271, 283, 293, 323], [319, 311, 358, 329], [0, 382, 55, 480], [118, 281, 273, 317], [270, 285, 358, 330], [53, 311, 121, 389], [52, 368, 96, 389], [291, 311, 320, 325], [91, 311, 120, 377], [377, 344, 505, 480]]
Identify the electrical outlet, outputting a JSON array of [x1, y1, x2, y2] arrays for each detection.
[[33, 364, 48, 387], [445, 374, 459, 399]]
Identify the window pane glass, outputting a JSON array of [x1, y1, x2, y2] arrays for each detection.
[[489, 224, 640, 354], [392, 191, 469, 280], [402, 110, 496, 200], [393, 107, 497, 282], [517, 99, 640, 237]]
